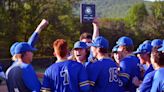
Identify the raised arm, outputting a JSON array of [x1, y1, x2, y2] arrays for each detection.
[[92, 18, 99, 40], [28, 19, 49, 47], [34, 19, 49, 34]]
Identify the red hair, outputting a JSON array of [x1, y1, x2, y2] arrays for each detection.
[[53, 39, 68, 58]]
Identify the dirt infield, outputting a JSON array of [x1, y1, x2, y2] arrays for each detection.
[[0, 81, 8, 92]]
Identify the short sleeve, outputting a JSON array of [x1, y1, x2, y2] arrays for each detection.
[[87, 62, 100, 87], [42, 68, 52, 91], [28, 32, 39, 47], [138, 71, 155, 92], [150, 70, 164, 92], [22, 65, 41, 92], [119, 60, 130, 85], [78, 65, 90, 92]]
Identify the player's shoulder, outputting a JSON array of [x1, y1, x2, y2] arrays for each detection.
[[86, 60, 100, 69], [47, 60, 83, 69], [66, 60, 84, 69], [90, 58, 115, 68], [144, 70, 156, 81], [154, 68, 164, 78], [147, 70, 156, 77], [19, 62, 31, 68], [6, 65, 22, 78], [121, 55, 139, 63], [157, 68, 164, 73], [62, 60, 83, 66], [101, 58, 117, 66], [125, 55, 138, 60]]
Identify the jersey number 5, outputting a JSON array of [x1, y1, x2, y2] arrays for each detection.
[[60, 70, 69, 85]]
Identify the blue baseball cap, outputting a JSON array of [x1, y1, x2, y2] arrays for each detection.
[[10, 42, 19, 56], [74, 41, 88, 49], [158, 40, 164, 51], [134, 43, 152, 54], [15, 42, 37, 54], [151, 39, 163, 47], [158, 47, 164, 51], [91, 36, 109, 48], [112, 45, 119, 53], [143, 40, 151, 44], [116, 36, 133, 46]]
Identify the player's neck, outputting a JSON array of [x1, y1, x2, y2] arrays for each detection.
[[158, 65, 164, 69], [146, 60, 151, 67], [77, 58, 86, 64], [125, 52, 133, 57], [153, 63, 160, 70], [97, 53, 109, 60], [56, 56, 67, 62]]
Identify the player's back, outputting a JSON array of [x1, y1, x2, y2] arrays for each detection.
[[42, 60, 89, 92], [6, 65, 31, 92], [119, 55, 141, 92], [121, 55, 141, 77], [151, 68, 164, 92], [87, 58, 123, 92]]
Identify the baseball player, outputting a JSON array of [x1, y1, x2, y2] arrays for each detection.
[[111, 45, 121, 65], [136, 39, 163, 91], [135, 42, 155, 92], [73, 41, 91, 67], [6, 42, 41, 92], [42, 39, 90, 92], [80, 18, 100, 63], [87, 36, 124, 92], [80, 18, 99, 43], [116, 36, 141, 92], [134, 43, 154, 78], [150, 43, 164, 92]]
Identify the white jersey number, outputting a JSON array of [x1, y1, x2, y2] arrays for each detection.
[[109, 67, 119, 82], [60, 70, 69, 85]]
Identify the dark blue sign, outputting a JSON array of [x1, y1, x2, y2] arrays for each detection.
[[80, 4, 96, 23]]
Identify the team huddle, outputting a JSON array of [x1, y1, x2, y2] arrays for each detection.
[[0, 19, 164, 92]]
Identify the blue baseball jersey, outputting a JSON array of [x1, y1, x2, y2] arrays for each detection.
[[28, 32, 39, 47], [151, 68, 164, 92], [87, 58, 124, 92], [119, 55, 141, 92], [6, 62, 41, 92], [42, 60, 90, 92], [138, 70, 156, 92], [88, 50, 96, 62], [143, 64, 154, 78], [84, 61, 92, 68]]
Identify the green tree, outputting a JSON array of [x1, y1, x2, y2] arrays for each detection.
[[124, 3, 149, 47], [0, 0, 81, 58], [125, 3, 148, 28], [142, 1, 164, 39]]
